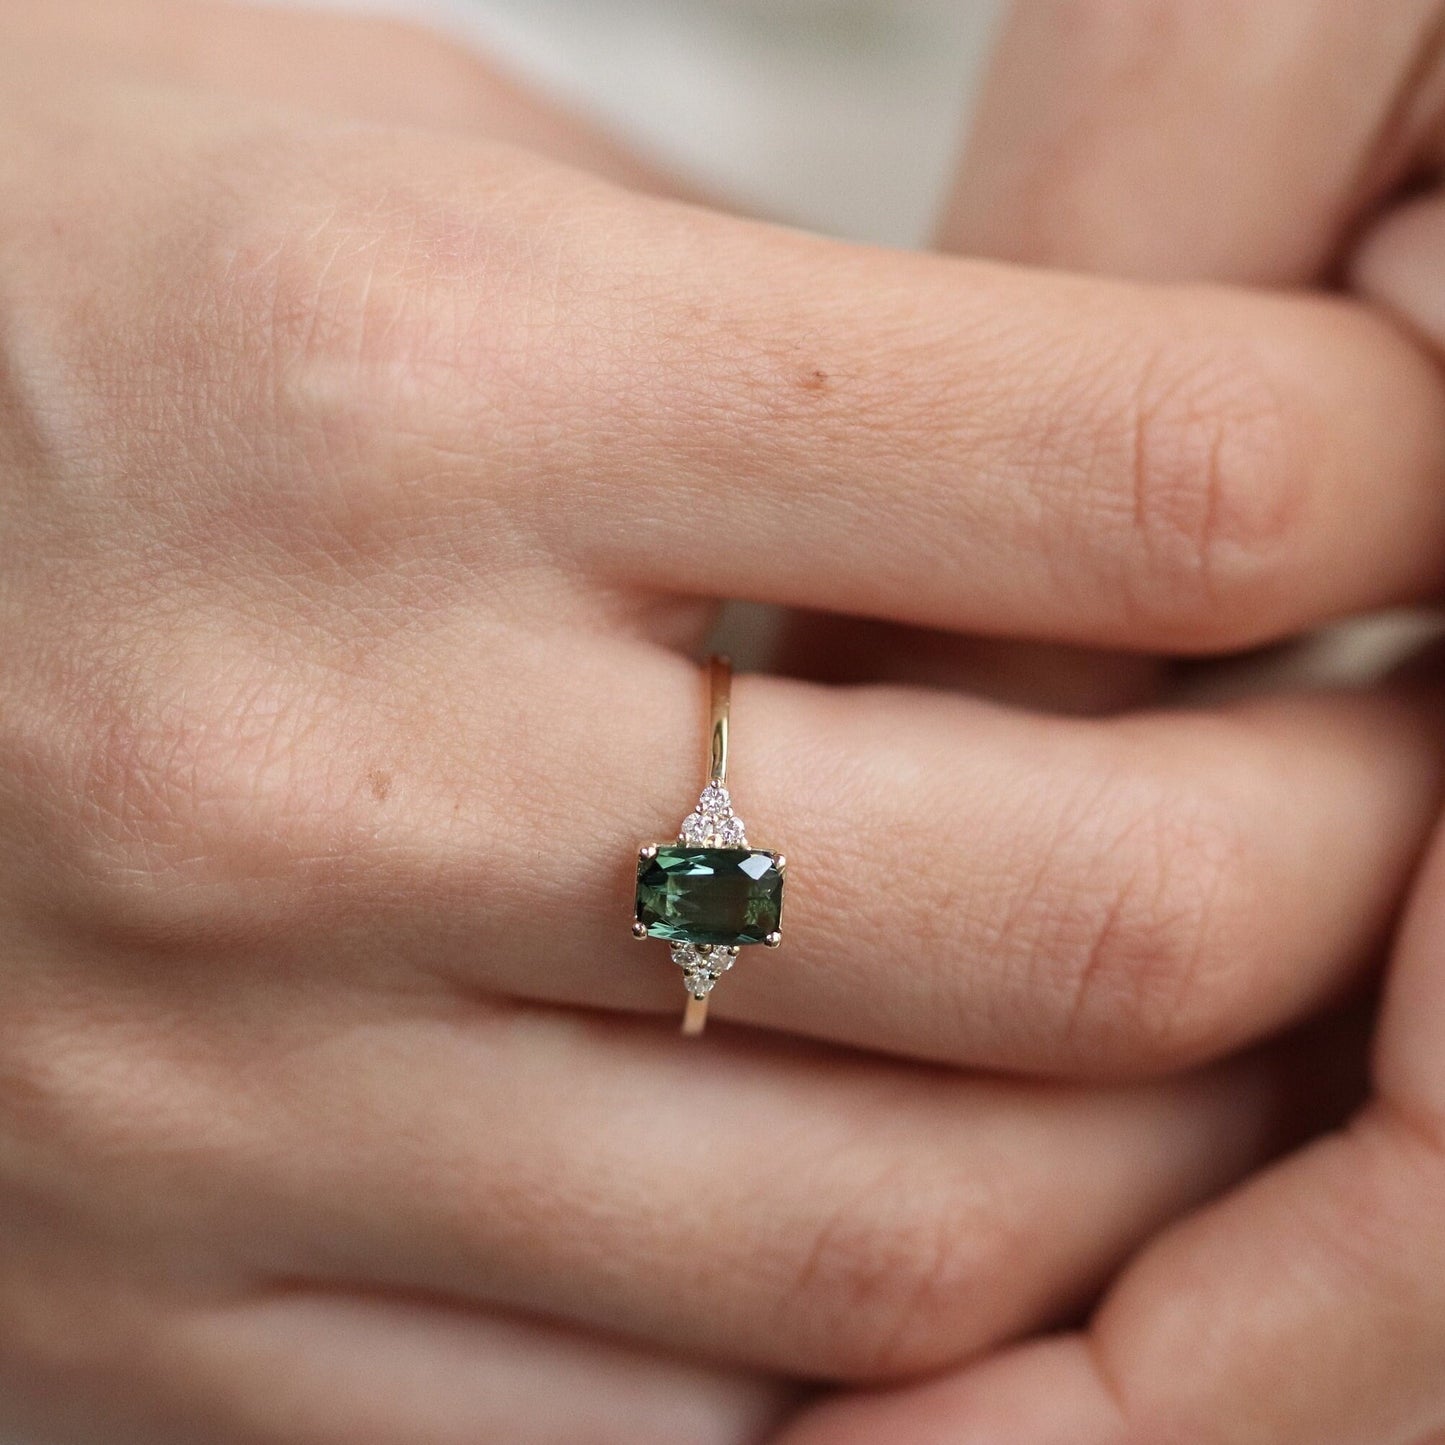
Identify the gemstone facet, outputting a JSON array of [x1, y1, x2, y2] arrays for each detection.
[[636, 847, 785, 947]]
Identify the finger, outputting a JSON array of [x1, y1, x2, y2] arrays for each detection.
[[55, 628, 1443, 1080], [1354, 191, 1445, 352], [689, 671, 1443, 1078], [562, 224, 1445, 652], [22, 129, 1445, 652], [776, 821, 1445, 1445], [0, 990, 784, 1443], [774, 1099, 1445, 1445], [178, 997, 1346, 1386], [168, 1293, 788, 1445], [358, 637, 1440, 1078], [943, 0, 1445, 282], [933, 3, 1445, 711], [0, 1282, 784, 1445]]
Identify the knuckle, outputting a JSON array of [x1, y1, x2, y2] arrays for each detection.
[[34, 658, 337, 955], [1114, 335, 1310, 648], [199, 135, 560, 529], [0, 1003, 152, 1173], [229, 174, 448, 438], [227, 144, 529, 409], [345, 13, 523, 116], [1054, 775, 1258, 1067], [777, 1164, 1009, 1381]]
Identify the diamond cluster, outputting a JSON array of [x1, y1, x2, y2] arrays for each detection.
[[680, 782, 747, 847], [672, 942, 737, 997], [673, 783, 745, 996]]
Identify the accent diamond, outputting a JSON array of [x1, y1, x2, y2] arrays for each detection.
[[698, 783, 731, 818], [672, 942, 735, 972], [678, 783, 747, 848]]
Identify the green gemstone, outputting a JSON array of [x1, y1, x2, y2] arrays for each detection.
[[635, 847, 785, 947]]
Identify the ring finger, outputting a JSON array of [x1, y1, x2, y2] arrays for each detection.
[[221, 631, 1442, 1080]]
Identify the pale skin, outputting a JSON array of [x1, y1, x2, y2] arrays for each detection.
[[2, 2, 1445, 1443]]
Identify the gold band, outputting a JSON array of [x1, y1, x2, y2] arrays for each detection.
[[682, 993, 709, 1035], [686, 655, 732, 1034], [707, 654, 730, 788]]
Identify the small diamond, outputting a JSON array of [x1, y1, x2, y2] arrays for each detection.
[[677, 783, 750, 847], [672, 942, 739, 979], [684, 970, 718, 997], [698, 783, 731, 819]]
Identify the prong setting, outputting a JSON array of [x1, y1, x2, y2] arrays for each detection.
[[764, 931, 783, 948], [632, 920, 649, 939]]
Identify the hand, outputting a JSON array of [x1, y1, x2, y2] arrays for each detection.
[[4, 3, 1445, 1442], [774, 5, 1445, 1441]]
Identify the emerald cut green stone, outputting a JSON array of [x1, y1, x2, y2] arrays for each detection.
[[635, 847, 785, 947]]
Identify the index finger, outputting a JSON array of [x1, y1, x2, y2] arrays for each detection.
[[548, 190, 1445, 651], [28, 121, 1445, 654]]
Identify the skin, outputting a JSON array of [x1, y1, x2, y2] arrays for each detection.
[[0, 1, 1443, 1441]]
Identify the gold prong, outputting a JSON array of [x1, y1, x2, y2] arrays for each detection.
[[632, 920, 649, 939], [639, 844, 659, 860], [774, 854, 787, 871], [764, 931, 782, 948]]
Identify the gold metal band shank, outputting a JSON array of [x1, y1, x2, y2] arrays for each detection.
[[682, 656, 732, 1034]]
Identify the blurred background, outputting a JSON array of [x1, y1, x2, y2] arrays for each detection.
[[273, 0, 1006, 243]]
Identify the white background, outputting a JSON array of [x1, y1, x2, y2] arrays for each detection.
[[266, 0, 1006, 244]]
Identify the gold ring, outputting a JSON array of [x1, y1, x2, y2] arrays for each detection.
[[633, 656, 787, 1036]]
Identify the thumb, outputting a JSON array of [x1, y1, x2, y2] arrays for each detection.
[[943, 0, 1445, 283]]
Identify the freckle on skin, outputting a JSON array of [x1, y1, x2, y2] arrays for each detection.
[[367, 768, 393, 803], [800, 368, 830, 392]]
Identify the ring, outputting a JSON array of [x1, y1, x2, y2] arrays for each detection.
[[633, 655, 787, 1036]]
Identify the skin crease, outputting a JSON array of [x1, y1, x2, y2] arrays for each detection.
[[0, 2, 1444, 1442]]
